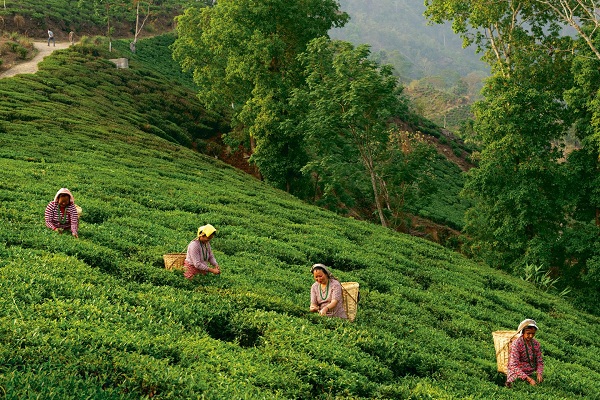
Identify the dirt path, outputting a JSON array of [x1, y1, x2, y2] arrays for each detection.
[[0, 40, 72, 79]]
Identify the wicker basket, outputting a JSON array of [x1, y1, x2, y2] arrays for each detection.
[[341, 282, 359, 322], [492, 330, 517, 374], [163, 253, 186, 271], [75, 204, 82, 219]]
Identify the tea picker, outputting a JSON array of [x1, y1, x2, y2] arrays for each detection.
[[44, 188, 80, 238], [309, 263, 359, 321], [183, 224, 221, 279], [493, 318, 544, 387]]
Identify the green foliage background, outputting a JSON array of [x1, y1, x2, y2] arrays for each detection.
[[330, 0, 487, 138], [0, 36, 599, 399]]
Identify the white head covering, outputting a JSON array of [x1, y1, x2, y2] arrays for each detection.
[[517, 318, 539, 335], [310, 263, 333, 278], [53, 188, 75, 204]]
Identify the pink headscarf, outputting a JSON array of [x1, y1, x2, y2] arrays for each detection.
[[53, 188, 75, 204]]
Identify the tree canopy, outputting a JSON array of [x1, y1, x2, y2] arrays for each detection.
[[425, 0, 600, 311], [293, 38, 416, 227], [172, 0, 348, 192]]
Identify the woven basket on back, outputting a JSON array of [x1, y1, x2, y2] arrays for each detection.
[[163, 253, 186, 271], [492, 330, 518, 374], [75, 205, 82, 219], [341, 282, 360, 322]]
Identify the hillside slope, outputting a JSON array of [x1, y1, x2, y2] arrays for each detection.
[[331, 0, 488, 81], [330, 0, 488, 136], [0, 37, 599, 399]]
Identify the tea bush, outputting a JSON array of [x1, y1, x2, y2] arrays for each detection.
[[0, 35, 599, 399], [1, 0, 189, 37]]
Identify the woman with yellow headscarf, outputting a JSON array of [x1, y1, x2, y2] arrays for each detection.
[[183, 224, 221, 279]]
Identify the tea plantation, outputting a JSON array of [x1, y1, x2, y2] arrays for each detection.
[[0, 36, 599, 399]]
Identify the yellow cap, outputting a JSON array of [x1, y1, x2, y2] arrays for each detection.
[[197, 224, 217, 238]]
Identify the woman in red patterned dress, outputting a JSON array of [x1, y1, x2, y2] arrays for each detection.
[[506, 319, 544, 387]]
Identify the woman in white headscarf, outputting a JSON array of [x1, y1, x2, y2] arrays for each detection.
[[309, 263, 347, 319], [506, 318, 544, 387]]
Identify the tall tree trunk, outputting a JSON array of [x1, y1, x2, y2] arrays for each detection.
[[365, 158, 387, 228], [131, 1, 150, 53]]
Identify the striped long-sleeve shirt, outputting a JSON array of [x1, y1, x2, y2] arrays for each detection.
[[45, 201, 79, 235]]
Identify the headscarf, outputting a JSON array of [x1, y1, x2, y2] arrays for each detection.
[[53, 188, 75, 204], [310, 263, 333, 279], [197, 224, 217, 238], [517, 318, 539, 335]]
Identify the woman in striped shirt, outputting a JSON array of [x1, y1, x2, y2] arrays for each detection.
[[45, 188, 79, 238]]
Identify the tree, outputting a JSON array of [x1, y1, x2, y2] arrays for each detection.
[[86, 0, 126, 52], [424, 0, 566, 77], [563, 25, 600, 225], [463, 74, 570, 269], [424, 0, 600, 159], [425, 1, 600, 310], [379, 130, 438, 231], [130, 0, 151, 53], [532, 0, 600, 60], [171, 0, 348, 193], [424, 0, 574, 269], [293, 38, 410, 227]]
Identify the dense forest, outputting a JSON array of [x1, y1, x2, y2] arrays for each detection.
[[425, 0, 600, 313]]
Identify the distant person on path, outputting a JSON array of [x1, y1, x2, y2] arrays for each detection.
[[45, 188, 79, 238], [48, 30, 55, 47], [184, 224, 221, 279], [309, 263, 347, 319], [69, 31, 74, 45], [506, 319, 544, 387]]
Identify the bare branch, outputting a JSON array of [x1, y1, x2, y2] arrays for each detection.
[[535, 0, 600, 60]]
